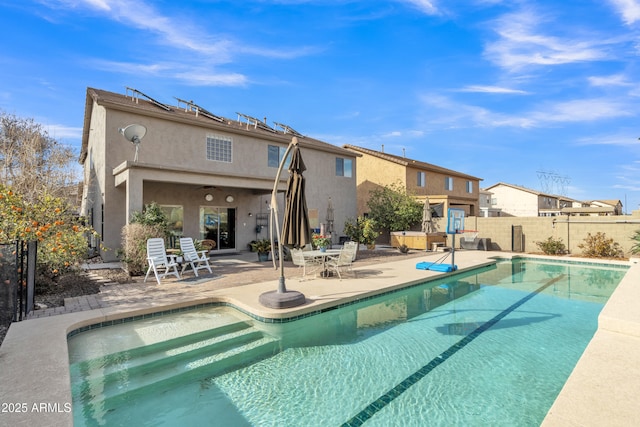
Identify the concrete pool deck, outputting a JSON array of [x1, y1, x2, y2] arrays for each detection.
[[0, 250, 637, 426]]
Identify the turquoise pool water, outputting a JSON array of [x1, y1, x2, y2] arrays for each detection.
[[68, 258, 628, 426]]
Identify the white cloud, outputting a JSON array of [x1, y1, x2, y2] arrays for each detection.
[[420, 93, 633, 129], [576, 132, 640, 147], [398, 0, 439, 15], [588, 74, 632, 86], [457, 85, 529, 94], [608, 0, 640, 25], [531, 99, 633, 123], [484, 10, 611, 72]]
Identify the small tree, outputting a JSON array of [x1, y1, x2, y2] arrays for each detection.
[[535, 237, 566, 255], [343, 216, 380, 246], [0, 111, 78, 204], [578, 232, 624, 259], [367, 183, 423, 232]]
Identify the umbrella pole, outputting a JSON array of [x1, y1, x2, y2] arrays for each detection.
[[260, 137, 306, 309]]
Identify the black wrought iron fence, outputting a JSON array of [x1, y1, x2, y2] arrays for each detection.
[[0, 240, 37, 323]]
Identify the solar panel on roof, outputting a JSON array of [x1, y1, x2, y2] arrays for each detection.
[[174, 97, 224, 122], [126, 87, 172, 111], [236, 112, 276, 133], [273, 121, 304, 137]]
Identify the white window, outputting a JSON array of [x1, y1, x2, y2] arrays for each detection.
[[336, 158, 353, 177], [445, 177, 453, 191], [206, 134, 232, 163], [466, 180, 473, 193], [417, 171, 425, 187]]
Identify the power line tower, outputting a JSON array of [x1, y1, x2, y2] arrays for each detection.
[[537, 170, 570, 195]]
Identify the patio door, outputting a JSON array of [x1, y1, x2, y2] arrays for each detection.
[[200, 207, 236, 251]]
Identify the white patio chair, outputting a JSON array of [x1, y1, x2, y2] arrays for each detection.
[[326, 248, 356, 279], [179, 237, 213, 277], [343, 241, 358, 261], [144, 238, 181, 284], [291, 248, 322, 278]]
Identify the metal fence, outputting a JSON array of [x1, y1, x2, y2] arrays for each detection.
[[0, 240, 37, 323]]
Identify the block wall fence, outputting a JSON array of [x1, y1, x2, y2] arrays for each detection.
[[427, 215, 640, 256]]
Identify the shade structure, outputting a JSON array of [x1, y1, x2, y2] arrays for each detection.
[[260, 137, 307, 309], [281, 143, 312, 249]]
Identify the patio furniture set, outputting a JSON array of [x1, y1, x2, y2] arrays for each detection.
[[144, 237, 213, 285]]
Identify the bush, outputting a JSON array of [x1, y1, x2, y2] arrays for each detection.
[[578, 232, 624, 259], [0, 185, 98, 277], [120, 223, 166, 275], [535, 237, 566, 255]]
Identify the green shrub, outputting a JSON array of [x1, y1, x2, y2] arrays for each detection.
[[578, 232, 624, 258], [0, 185, 98, 277], [535, 236, 566, 255]]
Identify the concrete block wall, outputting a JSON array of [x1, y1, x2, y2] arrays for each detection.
[[459, 216, 640, 256]]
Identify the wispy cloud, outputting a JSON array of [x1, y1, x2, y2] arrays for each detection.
[[588, 73, 633, 86], [608, 0, 640, 25], [89, 59, 248, 86], [484, 10, 611, 72], [420, 93, 633, 129], [531, 98, 633, 123], [397, 0, 440, 15], [39, 0, 315, 62], [457, 85, 529, 94], [576, 132, 640, 147]]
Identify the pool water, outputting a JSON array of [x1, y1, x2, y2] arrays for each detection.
[[68, 259, 628, 426]]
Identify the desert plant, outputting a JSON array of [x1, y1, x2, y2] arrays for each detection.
[[631, 229, 640, 255], [578, 232, 624, 259], [535, 236, 566, 255]]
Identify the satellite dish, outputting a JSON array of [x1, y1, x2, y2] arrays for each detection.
[[119, 124, 147, 162]]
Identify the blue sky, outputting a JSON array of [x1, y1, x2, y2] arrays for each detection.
[[1, 0, 639, 212]]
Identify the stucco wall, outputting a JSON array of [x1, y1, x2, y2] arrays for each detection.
[[84, 102, 357, 261]]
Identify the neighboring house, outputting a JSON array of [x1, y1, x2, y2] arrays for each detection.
[[342, 145, 482, 218], [479, 189, 502, 217], [485, 183, 622, 217], [484, 183, 560, 217], [582, 200, 623, 216], [79, 87, 357, 262]]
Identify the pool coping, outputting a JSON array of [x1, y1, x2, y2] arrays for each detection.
[[0, 251, 636, 426]]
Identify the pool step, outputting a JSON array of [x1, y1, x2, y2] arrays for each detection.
[[71, 322, 280, 410], [70, 320, 254, 379]]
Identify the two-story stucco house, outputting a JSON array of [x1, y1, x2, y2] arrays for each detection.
[[484, 183, 560, 217], [79, 87, 357, 261], [342, 145, 482, 218]]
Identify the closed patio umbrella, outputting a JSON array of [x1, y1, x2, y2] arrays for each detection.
[[326, 197, 334, 239], [260, 137, 307, 309], [421, 197, 433, 234], [281, 142, 311, 249]]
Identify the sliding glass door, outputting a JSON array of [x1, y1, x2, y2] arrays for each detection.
[[199, 207, 236, 251]]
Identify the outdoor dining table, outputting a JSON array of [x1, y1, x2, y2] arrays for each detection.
[[302, 249, 341, 277]]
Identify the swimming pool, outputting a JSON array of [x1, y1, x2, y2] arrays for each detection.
[[68, 258, 628, 426]]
